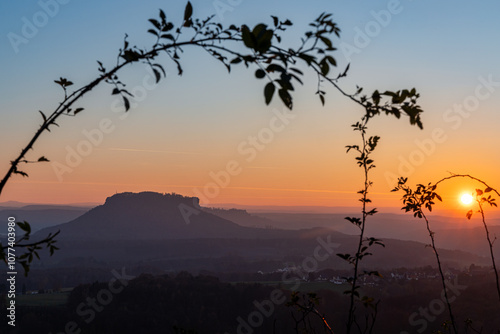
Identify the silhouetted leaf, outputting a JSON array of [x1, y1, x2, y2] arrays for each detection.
[[319, 94, 325, 106], [17, 221, 31, 234], [38, 156, 49, 162], [54, 77, 73, 88], [278, 88, 292, 109], [174, 59, 183, 75], [298, 53, 315, 65], [255, 69, 266, 79], [97, 60, 105, 72], [252, 24, 272, 53], [50, 245, 59, 256], [271, 15, 279, 27], [320, 59, 329, 76], [184, 1, 193, 23], [266, 64, 285, 73], [162, 22, 174, 32], [320, 37, 335, 52], [153, 69, 161, 83], [14, 170, 28, 177], [161, 33, 174, 41], [241, 25, 254, 49], [121, 89, 133, 97], [345, 216, 361, 227], [326, 56, 336, 66], [289, 68, 303, 76], [372, 90, 381, 105], [74, 108, 84, 115], [230, 57, 242, 64], [123, 96, 130, 111], [337, 253, 350, 261], [149, 19, 161, 30], [122, 50, 141, 62], [264, 82, 275, 105]]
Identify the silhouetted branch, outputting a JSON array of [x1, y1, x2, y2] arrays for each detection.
[[435, 173, 500, 198], [476, 194, 500, 302], [0, 4, 341, 275], [421, 210, 458, 334], [287, 292, 335, 334], [426, 174, 500, 304]]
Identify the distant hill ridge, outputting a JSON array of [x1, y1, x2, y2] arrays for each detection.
[[25, 191, 492, 270], [34, 191, 294, 241]]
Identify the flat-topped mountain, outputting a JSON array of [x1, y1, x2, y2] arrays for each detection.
[[35, 192, 276, 240], [28, 192, 491, 271]]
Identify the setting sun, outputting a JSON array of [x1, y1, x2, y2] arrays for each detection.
[[461, 193, 474, 205]]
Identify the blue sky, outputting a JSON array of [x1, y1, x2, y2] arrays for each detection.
[[0, 0, 499, 207]]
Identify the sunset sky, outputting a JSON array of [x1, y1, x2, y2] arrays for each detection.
[[1, 0, 499, 212]]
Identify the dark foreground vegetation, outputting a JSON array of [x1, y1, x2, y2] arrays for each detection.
[[1, 269, 499, 334]]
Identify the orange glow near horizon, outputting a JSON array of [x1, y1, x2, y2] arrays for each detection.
[[1, 177, 496, 215], [1, 0, 500, 221], [1, 127, 499, 212]]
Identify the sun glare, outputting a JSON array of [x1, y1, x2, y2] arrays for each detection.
[[460, 193, 473, 205]]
